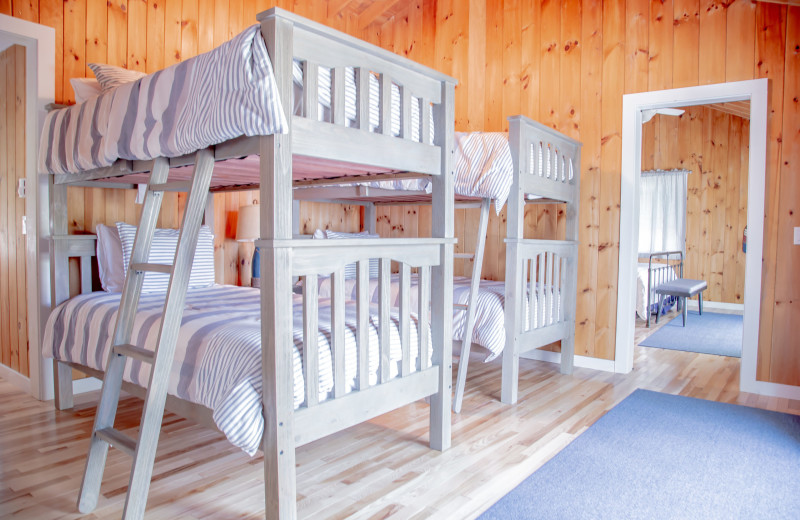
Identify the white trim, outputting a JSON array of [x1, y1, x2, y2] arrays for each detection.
[[614, 80, 785, 398], [686, 300, 744, 315], [740, 378, 800, 401], [72, 376, 103, 395], [521, 350, 616, 373], [0, 15, 55, 401], [0, 363, 31, 394]]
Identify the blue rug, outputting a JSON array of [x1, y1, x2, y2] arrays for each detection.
[[639, 311, 742, 357], [479, 390, 800, 520]]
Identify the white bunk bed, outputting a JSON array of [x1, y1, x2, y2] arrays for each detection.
[[294, 118, 582, 411], [502, 115, 581, 405], [40, 8, 455, 519]]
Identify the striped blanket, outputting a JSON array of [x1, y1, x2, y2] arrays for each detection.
[[317, 275, 561, 361], [43, 285, 425, 455], [39, 25, 287, 176]]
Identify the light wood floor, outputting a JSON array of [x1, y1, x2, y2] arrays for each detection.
[[2, 342, 798, 519]]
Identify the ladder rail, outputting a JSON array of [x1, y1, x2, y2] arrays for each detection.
[[453, 198, 491, 413]]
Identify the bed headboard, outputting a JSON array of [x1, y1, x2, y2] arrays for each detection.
[[51, 235, 97, 306]]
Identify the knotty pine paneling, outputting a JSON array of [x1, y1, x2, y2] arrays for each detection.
[[641, 108, 749, 305], [8, 0, 800, 385], [0, 45, 29, 378]]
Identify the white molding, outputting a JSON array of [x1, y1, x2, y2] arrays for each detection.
[[0, 364, 32, 394], [740, 379, 800, 401], [613, 80, 789, 398], [0, 15, 55, 401], [521, 350, 616, 373], [686, 300, 744, 315], [73, 376, 103, 395]]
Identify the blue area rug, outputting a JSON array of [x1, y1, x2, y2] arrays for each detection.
[[639, 311, 742, 357], [479, 390, 800, 520]]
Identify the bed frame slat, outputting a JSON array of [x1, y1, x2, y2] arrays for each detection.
[[331, 268, 346, 398], [356, 260, 370, 389], [399, 263, 411, 377], [378, 258, 391, 383], [418, 266, 430, 370], [303, 61, 319, 122], [331, 66, 346, 126], [303, 274, 320, 407]]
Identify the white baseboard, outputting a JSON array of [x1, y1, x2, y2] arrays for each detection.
[[73, 376, 102, 394], [521, 349, 616, 372], [687, 300, 744, 315], [741, 378, 800, 400], [0, 363, 31, 394]]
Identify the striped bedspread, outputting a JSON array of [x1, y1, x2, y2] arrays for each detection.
[[366, 132, 514, 212], [317, 275, 561, 361], [39, 25, 287, 176], [43, 285, 425, 455]]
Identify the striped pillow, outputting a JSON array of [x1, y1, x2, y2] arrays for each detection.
[[315, 230, 380, 279], [88, 63, 147, 91], [116, 222, 215, 293]]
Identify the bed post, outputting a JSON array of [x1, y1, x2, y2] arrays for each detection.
[[363, 202, 377, 235], [560, 146, 581, 375], [258, 10, 297, 519], [502, 118, 525, 405], [49, 181, 74, 410], [429, 79, 455, 450]]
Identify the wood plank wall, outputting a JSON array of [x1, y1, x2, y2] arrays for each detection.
[[0, 44, 29, 378], [5, 0, 798, 385], [641, 108, 750, 305]]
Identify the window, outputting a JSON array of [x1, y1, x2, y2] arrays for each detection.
[[638, 169, 688, 254]]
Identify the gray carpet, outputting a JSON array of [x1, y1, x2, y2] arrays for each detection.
[[479, 389, 800, 519], [640, 311, 742, 357]]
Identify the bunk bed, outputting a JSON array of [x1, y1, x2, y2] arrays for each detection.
[[502, 116, 581, 405], [39, 8, 455, 519], [295, 118, 582, 411]]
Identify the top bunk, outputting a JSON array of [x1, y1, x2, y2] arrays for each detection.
[[293, 115, 583, 210], [39, 8, 457, 190]]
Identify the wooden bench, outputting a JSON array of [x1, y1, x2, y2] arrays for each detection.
[[654, 278, 708, 327]]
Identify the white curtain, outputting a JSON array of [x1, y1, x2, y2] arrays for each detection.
[[638, 169, 688, 254]]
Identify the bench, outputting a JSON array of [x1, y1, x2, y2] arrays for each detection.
[[654, 278, 708, 327]]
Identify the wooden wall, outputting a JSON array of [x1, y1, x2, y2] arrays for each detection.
[[5, 0, 799, 385], [0, 44, 29, 378], [642, 108, 749, 305]]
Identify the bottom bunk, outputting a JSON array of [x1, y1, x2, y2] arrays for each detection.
[[45, 284, 431, 455]]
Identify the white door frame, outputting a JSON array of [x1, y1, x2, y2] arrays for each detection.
[[615, 79, 799, 401], [0, 14, 55, 400]]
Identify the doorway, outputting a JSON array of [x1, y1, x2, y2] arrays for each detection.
[[0, 14, 55, 400], [634, 104, 747, 360], [614, 79, 768, 397]]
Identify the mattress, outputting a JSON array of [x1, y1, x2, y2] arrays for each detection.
[[43, 285, 426, 456], [316, 275, 562, 361]]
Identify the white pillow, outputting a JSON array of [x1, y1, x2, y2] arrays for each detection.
[[313, 230, 380, 279], [96, 224, 125, 292], [88, 63, 146, 91], [70, 77, 103, 104], [116, 222, 215, 293]]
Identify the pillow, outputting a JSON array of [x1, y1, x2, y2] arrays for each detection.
[[313, 230, 380, 279], [88, 63, 146, 91], [96, 224, 125, 292], [116, 222, 215, 293], [70, 77, 103, 103]]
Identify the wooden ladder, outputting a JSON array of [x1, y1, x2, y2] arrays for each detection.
[[77, 148, 216, 519], [452, 198, 491, 413]]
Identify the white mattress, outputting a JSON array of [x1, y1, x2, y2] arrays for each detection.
[[317, 275, 562, 361], [43, 285, 426, 455]]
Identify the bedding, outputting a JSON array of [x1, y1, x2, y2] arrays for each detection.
[[317, 275, 562, 361], [39, 25, 288, 176], [636, 263, 677, 320], [43, 285, 427, 455]]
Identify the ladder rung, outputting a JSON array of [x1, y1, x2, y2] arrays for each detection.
[[131, 262, 173, 275], [96, 427, 136, 456], [113, 344, 155, 364], [454, 303, 468, 309], [454, 253, 474, 259], [149, 181, 192, 192]]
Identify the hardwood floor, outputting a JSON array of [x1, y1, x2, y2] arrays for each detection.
[[2, 346, 798, 519]]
